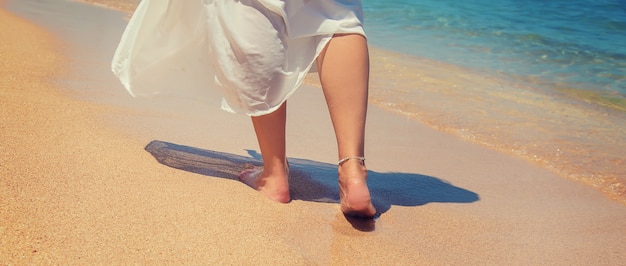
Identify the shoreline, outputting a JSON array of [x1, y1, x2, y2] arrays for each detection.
[[366, 46, 626, 205], [2, 1, 626, 264]]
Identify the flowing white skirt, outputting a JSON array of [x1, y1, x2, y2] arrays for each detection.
[[111, 0, 365, 116]]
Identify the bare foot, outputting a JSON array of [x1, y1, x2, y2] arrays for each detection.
[[238, 169, 291, 203], [338, 160, 376, 218]]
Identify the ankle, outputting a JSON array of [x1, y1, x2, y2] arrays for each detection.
[[263, 159, 289, 176], [338, 159, 367, 183]]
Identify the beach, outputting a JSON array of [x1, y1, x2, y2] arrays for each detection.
[[79, 0, 626, 205], [1, 0, 626, 264]]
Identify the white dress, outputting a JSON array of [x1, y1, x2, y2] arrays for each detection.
[[111, 0, 365, 116]]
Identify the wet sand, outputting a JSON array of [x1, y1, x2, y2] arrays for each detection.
[[1, 1, 626, 264]]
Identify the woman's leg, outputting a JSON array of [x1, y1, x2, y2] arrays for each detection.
[[239, 102, 291, 203], [317, 34, 376, 217]]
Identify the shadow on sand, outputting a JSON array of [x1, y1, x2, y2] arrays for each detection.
[[145, 140, 480, 230]]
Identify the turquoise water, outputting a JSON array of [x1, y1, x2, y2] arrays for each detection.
[[363, 0, 626, 100], [360, 0, 626, 203]]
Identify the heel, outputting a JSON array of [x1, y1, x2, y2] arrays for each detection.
[[337, 156, 375, 218]]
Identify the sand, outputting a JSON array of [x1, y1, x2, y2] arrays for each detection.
[[1, 1, 626, 264]]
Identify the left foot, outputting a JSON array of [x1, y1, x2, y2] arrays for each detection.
[[238, 168, 291, 203]]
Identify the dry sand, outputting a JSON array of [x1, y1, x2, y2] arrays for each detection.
[[1, 2, 626, 265]]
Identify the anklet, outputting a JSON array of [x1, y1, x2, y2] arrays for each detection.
[[337, 156, 365, 165]]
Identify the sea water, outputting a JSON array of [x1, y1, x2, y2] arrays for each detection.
[[361, 0, 626, 203], [364, 0, 626, 99]]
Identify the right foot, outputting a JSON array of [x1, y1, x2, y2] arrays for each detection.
[[238, 168, 291, 203], [338, 159, 376, 218]]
